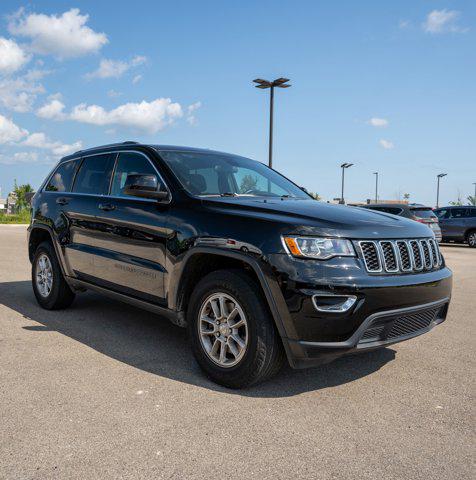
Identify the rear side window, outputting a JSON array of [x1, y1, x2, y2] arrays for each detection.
[[45, 159, 80, 192], [72, 154, 116, 195], [450, 208, 467, 218], [410, 208, 436, 219], [468, 208, 476, 217]]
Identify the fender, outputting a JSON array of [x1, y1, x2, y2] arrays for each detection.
[[170, 246, 300, 343], [28, 222, 70, 278]]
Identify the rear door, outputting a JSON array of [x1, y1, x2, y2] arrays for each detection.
[[62, 153, 116, 280], [443, 208, 468, 240], [90, 151, 170, 303]]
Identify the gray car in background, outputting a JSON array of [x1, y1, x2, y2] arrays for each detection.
[[359, 203, 442, 242], [434, 206, 476, 247]]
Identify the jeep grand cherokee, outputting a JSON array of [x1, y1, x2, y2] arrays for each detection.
[[28, 142, 453, 388]]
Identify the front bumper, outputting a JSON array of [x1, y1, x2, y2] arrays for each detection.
[[267, 253, 453, 369], [284, 298, 449, 368]]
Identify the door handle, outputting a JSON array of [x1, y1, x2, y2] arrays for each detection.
[[56, 197, 69, 205], [98, 203, 116, 211]]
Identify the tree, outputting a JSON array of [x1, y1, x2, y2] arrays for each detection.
[[468, 195, 476, 206], [13, 180, 34, 210], [239, 174, 258, 193], [403, 193, 410, 201]]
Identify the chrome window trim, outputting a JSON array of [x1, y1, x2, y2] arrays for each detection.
[[358, 240, 383, 273], [42, 149, 172, 204]]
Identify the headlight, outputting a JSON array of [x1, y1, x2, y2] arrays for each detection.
[[283, 236, 355, 259]]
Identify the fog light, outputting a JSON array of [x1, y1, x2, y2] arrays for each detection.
[[312, 294, 357, 313]]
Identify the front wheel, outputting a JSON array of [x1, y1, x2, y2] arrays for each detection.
[[188, 270, 285, 388]]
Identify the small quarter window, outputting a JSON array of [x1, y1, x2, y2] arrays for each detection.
[[45, 159, 80, 192]]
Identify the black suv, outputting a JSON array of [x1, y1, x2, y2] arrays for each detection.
[[434, 206, 476, 247], [28, 143, 453, 388]]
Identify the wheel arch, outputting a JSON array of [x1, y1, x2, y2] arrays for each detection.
[[171, 247, 298, 344], [28, 224, 68, 276]]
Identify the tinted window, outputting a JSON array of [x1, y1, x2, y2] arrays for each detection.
[[468, 208, 476, 217], [45, 159, 80, 192], [435, 209, 449, 219], [410, 208, 436, 219], [110, 152, 162, 197], [366, 207, 403, 215], [450, 208, 467, 218], [72, 154, 115, 195], [158, 150, 309, 199]]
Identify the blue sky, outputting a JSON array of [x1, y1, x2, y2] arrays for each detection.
[[0, 0, 474, 205]]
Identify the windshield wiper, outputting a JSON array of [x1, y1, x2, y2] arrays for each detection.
[[220, 192, 238, 197]]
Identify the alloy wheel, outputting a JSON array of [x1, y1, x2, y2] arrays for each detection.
[[36, 253, 53, 298], [198, 292, 248, 368]]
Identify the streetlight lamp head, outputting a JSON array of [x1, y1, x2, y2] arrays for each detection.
[[253, 79, 271, 88], [341, 163, 353, 168], [437, 173, 447, 178]]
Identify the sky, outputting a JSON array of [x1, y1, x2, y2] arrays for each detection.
[[0, 0, 474, 206]]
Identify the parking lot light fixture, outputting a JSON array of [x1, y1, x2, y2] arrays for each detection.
[[340, 163, 353, 204], [436, 173, 447, 208], [253, 77, 291, 168]]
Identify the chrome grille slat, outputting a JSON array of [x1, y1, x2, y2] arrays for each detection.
[[358, 238, 442, 275]]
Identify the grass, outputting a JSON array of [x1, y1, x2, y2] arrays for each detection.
[[0, 209, 31, 224]]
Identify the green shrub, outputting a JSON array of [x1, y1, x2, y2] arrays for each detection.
[[0, 209, 31, 224]]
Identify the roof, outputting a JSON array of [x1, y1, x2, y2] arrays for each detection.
[[64, 141, 233, 161]]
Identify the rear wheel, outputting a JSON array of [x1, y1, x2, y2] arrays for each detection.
[[467, 230, 476, 248], [32, 241, 75, 309], [188, 270, 285, 388]]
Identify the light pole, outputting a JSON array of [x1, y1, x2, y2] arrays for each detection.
[[373, 172, 379, 204], [253, 77, 291, 168], [473, 182, 476, 199], [436, 173, 447, 208], [340, 163, 353, 204]]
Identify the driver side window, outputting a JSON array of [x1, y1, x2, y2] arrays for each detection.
[[111, 152, 161, 198]]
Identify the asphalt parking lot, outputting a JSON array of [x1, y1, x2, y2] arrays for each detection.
[[0, 225, 474, 480]]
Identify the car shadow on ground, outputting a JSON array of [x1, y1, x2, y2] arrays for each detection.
[[0, 280, 396, 398]]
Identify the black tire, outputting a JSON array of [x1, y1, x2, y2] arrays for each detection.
[[466, 230, 476, 248], [32, 241, 75, 309], [188, 269, 285, 388]]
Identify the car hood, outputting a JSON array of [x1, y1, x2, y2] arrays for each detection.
[[201, 197, 433, 239]]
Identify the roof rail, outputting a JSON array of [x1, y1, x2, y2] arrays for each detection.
[[70, 141, 140, 156]]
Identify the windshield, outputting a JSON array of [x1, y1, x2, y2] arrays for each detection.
[[157, 150, 310, 199], [411, 208, 437, 219]]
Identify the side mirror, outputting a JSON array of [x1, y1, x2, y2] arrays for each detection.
[[122, 174, 168, 200]]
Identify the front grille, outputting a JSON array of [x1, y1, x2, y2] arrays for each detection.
[[358, 304, 446, 345], [357, 238, 441, 275]]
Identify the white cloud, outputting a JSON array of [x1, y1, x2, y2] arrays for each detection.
[[422, 9, 468, 34], [36, 94, 66, 120], [398, 20, 410, 29], [0, 114, 28, 143], [186, 101, 202, 125], [69, 98, 183, 132], [0, 151, 39, 165], [8, 8, 108, 59], [132, 74, 142, 84], [367, 117, 388, 128], [0, 69, 49, 112], [379, 139, 394, 150], [0, 37, 30, 74], [86, 55, 146, 79], [22, 132, 82, 156]]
